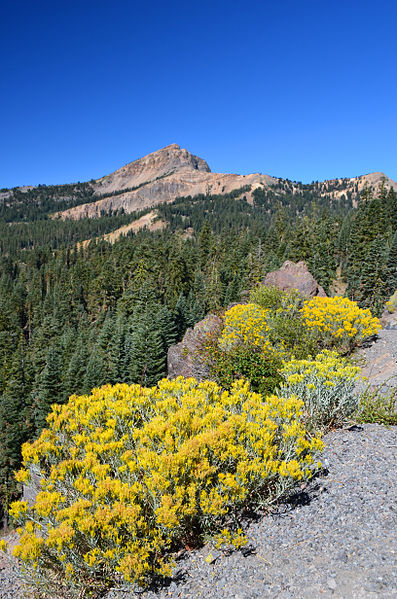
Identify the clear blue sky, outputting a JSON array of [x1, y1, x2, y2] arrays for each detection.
[[1, 0, 396, 188]]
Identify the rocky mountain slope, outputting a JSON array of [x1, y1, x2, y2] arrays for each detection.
[[53, 144, 277, 220], [4, 144, 397, 221]]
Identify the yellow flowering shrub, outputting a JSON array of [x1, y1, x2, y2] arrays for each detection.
[[385, 290, 397, 313], [279, 350, 361, 431], [205, 304, 283, 394], [246, 286, 317, 358], [218, 303, 271, 352], [6, 378, 322, 598], [301, 296, 381, 353]]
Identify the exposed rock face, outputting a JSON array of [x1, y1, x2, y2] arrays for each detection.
[[50, 145, 397, 222], [264, 261, 327, 297], [53, 144, 277, 220], [95, 143, 211, 194], [8, 144, 397, 222], [167, 314, 222, 381]]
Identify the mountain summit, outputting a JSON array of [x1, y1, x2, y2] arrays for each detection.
[[55, 145, 277, 220], [50, 145, 397, 220], [95, 144, 211, 196]]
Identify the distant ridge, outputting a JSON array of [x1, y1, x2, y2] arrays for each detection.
[[7, 144, 396, 221], [53, 144, 277, 220]]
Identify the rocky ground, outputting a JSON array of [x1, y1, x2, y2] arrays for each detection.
[[1, 319, 396, 599], [357, 311, 397, 393], [111, 423, 394, 599]]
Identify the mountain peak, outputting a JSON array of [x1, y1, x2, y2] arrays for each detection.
[[52, 145, 397, 221], [95, 144, 211, 195], [352, 171, 397, 193]]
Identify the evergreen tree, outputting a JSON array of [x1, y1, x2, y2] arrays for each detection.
[[0, 336, 33, 515], [108, 316, 128, 383], [83, 352, 106, 395], [33, 342, 64, 433], [386, 232, 397, 295], [64, 334, 90, 397], [198, 221, 214, 268], [356, 236, 389, 315], [129, 313, 166, 386], [156, 306, 178, 350], [174, 293, 189, 339]]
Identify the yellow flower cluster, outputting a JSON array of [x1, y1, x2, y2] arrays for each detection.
[[8, 378, 322, 597], [301, 296, 381, 352], [219, 303, 272, 353], [280, 350, 361, 431]]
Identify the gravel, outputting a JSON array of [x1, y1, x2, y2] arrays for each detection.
[[358, 312, 397, 392], [1, 424, 396, 599]]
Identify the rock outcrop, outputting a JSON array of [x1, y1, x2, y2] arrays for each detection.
[[95, 143, 211, 194], [264, 261, 327, 297], [167, 314, 222, 381]]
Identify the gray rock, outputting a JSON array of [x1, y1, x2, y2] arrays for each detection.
[[264, 260, 327, 297], [167, 314, 222, 380], [327, 578, 337, 590]]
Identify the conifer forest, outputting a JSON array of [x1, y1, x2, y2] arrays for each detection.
[[0, 177, 396, 516]]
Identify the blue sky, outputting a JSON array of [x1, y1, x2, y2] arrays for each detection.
[[1, 0, 396, 188]]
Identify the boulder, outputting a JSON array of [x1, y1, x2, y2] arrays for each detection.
[[264, 261, 327, 297], [167, 314, 222, 381]]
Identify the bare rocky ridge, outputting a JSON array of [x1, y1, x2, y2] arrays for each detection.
[[95, 144, 212, 194], [54, 144, 275, 220], [5, 145, 397, 222], [50, 145, 397, 222]]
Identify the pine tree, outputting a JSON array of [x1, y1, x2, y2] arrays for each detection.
[[129, 313, 166, 386], [174, 293, 188, 339], [108, 316, 128, 383], [224, 275, 241, 306], [203, 265, 224, 312], [33, 342, 64, 434], [64, 334, 89, 397], [356, 236, 389, 315], [83, 352, 106, 395], [198, 221, 214, 268], [0, 335, 33, 515], [156, 306, 178, 350], [386, 232, 397, 295]]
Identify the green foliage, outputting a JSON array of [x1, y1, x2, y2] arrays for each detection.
[[249, 286, 314, 358], [386, 232, 397, 295], [0, 335, 33, 512], [205, 339, 283, 396], [250, 285, 303, 311], [355, 382, 397, 426], [346, 186, 397, 314]]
